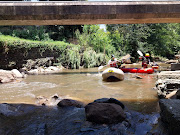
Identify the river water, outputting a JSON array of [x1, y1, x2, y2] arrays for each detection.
[[0, 64, 171, 134], [0, 63, 170, 113]]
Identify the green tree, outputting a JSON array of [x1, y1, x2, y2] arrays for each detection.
[[76, 25, 116, 57], [107, 24, 151, 59], [0, 26, 50, 41], [148, 23, 180, 58]]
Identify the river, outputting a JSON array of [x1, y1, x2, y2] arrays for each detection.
[[0, 63, 170, 113], [0, 64, 171, 134]]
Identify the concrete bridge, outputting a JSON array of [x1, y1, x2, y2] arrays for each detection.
[[1, 1, 180, 25]]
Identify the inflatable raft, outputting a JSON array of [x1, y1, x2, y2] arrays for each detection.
[[151, 65, 159, 69], [120, 67, 154, 74], [102, 68, 124, 81]]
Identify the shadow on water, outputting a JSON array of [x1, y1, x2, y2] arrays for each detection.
[[123, 100, 160, 114]]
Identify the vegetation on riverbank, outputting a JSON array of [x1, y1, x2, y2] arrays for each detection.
[[0, 23, 180, 69], [0, 34, 106, 69]]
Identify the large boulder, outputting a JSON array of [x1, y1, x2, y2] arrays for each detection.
[[157, 71, 180, 80], [121, 54, 131, 64], [11, 69, 23, 78], [0, 69, 24, 83], [165, 59, 178, 64], [85, 102, 126, 124], [171, 63, 180, 71], [94, 98, 125, 109], [0, 103, 37, 117], [156, 79, 180, 98], [0, 69, 15, 83], [57, 99, 85, 108], [159, 99, 180, 135]]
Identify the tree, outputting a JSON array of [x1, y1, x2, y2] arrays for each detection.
[[147, 23, 180, 58], [76, 25, 116, 56], [107, 24, 151, 59]]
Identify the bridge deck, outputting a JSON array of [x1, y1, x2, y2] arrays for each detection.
[[0, 1, 180, 25]]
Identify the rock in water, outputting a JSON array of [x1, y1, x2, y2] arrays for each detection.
[[11, 69, 23, 78], [57, 99, 85, 108], [85, 102, 126, 124], [0, 70, 15, 83], [94, 98, 125, 109]]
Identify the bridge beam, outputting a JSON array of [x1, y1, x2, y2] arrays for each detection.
[[1, 2, 180, 25]]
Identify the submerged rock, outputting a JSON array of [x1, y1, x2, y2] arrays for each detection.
[[36, 94, 63, 106]]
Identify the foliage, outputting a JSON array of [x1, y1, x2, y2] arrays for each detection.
[[0, 34, 81, 69], [63, 46, 81, 69], [0, 35, 74, 51], [82, 48, 106, 68], [107, 23, 180, 59], [0, 25, 83, 42], [76, 25, 117, 57], [0, 26, 51, 41], [1, 23, 180, 69], [45, 25, 83, 42], [107, 24, 151, 60], [147, 23, 180, 58]]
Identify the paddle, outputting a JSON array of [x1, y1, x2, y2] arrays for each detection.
[[137, 50, 153, 67], [137, 50, 144, 57]]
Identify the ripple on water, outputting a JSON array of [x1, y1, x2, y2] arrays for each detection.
[[1, 81, 58, 93], [0, 81, 58, 102]]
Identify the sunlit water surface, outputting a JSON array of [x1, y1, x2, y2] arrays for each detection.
[[0, 63, 170, 113]]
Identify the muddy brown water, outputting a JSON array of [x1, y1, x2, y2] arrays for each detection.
[[0, 63, 170, 113]]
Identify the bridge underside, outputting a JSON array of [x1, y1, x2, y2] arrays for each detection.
[[1, 2, 180, 25]]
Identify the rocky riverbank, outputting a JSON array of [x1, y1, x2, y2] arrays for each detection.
[[155, 68, 180, 134], [0, 97, 165, 135], [0, 65, 63, 83], [156, 71, 180, 99]]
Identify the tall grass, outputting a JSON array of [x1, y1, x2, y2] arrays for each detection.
[[82, 48, 106, 68]]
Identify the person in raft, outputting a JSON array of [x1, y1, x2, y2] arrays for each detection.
[[142, 53, 151, 68], [108, 55, 123, 68]]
